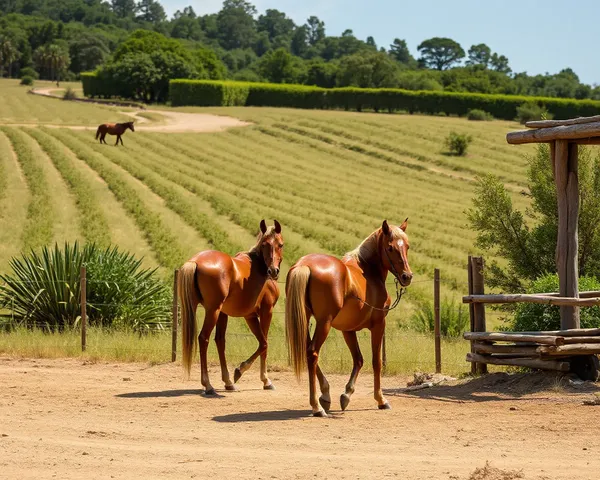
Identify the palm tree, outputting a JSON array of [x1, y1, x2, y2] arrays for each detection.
[[34, 43, 70, 83], [0, 35, 20, 78]]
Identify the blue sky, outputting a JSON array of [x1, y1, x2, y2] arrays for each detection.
[[162, 0, 599, 85]]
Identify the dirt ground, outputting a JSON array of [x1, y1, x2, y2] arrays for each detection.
[[1, 357, 600, 480]]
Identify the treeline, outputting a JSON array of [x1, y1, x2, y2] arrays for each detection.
[[1, 0, 599, 101]]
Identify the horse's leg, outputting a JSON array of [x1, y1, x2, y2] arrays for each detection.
[[214, 312, 235, 391], [120, 135, 124, 146], [307, 318, 331, 417], [234, 313, 266, 385], [371, 321, 390, 409], [258, 307, 274, 389], [198, 308, 220, 395], [340, 331, 363, 411], [100, 133, 106, 144], [115, 135, 120, 146], [316, 364, 331, 412]]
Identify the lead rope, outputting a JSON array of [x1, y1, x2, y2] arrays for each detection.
[[351, 277, 406, 313]]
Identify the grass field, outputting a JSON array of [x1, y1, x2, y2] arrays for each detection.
[[0, 78, 533, 374]]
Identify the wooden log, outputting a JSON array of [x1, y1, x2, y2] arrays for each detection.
[[171, 269, 178, 363], [466, 353, 570, 372], [512, 328, 600, 337], [434, 268, 441, 374], [80, 266, 87, 352], [535, 290, 600, 299], [471, 256, 487, 374], [462, 294, 600, 307], [563, 336, 600, 344], [464, 332, 565, 346], [574, 138, 600, 145], [537, 344, 600, 356], [473, 343, 539, 356], [506, 122, 600, 144], [525, 115, 600, 129], [467, 256, 476, 375]]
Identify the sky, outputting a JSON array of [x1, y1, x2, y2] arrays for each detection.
[[161, 0, 600, 86]]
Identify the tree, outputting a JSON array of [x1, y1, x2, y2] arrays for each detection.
[[0, 34, 20, 77], [258, 47, 305, 83], [68, 32, 110, 73], [216, 0, 257, 50], [290, 25, 308, 57], [366, 36, 376, 49], [466, 144, 600, 292], [417, 37, 465, 70], [305, 16, 325, 46], [388, 38, 413, 65], [336, 50, 399, 88], [490, 52, 511, 74], [257, 9, 294, 41], [34, 42, 70, 83], [466, 43, 491, 67], [110, 0, 136, 18], [136, 0, 166, 24]]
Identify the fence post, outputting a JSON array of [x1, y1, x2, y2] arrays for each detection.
[[467, 256, 475, 374], [80, 266, 87, 352], [171, 269, 179, 362], [382, 332, 387, 371], [471, 256, 487, 374], [434, 268, 441, 373]]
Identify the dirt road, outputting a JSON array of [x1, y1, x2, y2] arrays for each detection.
[[1, 357, 599, 480]]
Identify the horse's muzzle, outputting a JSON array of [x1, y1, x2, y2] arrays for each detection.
[[267, 267, 280, 281]]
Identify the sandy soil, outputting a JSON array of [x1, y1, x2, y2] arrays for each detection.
[[1, 357, 599, 480], [28, 88, 250, 133]]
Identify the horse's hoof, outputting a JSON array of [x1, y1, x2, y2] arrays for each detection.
[[319, 396, 332, 412], [263, 383, 275, 390], [204, 388, 217, 396], [312, 410, 328, 418], [234, 368, 242, 383], [340, 394, 351, 411], [225, 384, 238, 391], [378, 402, 391, 410]]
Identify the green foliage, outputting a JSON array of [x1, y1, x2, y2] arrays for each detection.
[[510, 274, 600, 331], [410, 298, 469, 337], [0, 242, 170, 332], [417, 37, 465, 70], [467, 109, 493, 121], [467, 144, 600, 291], [257, 48, 306, 84], [169, 79, 249, 106], [62, 86, 77, 100], [336, 50, 399, 88], [445, 131, 472, 156], [19, 66, 38, 79], [19, 75, 33, 85], [516, 102, 553, 124]]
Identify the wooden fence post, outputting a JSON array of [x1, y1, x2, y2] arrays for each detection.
[[468, 256, 476, 374], [171, 269, 179, 362], [382, 332, 387, 371], [471, 256, 487, 374], [434, 268, 441, 373], [80, 266, 87, 352]]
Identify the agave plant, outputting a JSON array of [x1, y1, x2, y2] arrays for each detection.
[[0, 242, 170, 332]]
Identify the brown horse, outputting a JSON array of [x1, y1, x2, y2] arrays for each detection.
[[285, 219, 413, 417], [179, 220, 284, 395], [95, 121, 135, 146]]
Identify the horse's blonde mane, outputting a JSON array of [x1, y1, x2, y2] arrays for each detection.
[[345, 226, 406, 264]]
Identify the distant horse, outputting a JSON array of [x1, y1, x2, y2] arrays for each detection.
[[95, 121, 135, 146], [285, 219, 413, 417], [179, 220, 284, 395]]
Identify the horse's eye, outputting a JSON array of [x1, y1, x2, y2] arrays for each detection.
[[279, 244, 284, 249]]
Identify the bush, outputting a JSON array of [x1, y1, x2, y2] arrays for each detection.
[[169, 79, 250, 107], [467, 109, 494, 121], [410, 298, 469, 337], [516, 102, 554, 124], [20, 67, 39, 80], [20, 75, 34, 86], [445, 131, 473, 156], [510, 274, 600, 332], [0, 242, 170, 332], [63, 87, 77, 100]]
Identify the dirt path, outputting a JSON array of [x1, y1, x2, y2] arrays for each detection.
[[28, 88, 250, 133], [1, 357, 599, 479]]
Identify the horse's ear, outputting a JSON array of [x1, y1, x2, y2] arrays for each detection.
[[400, 217, 408, 232], [259, 219, 267, 234], [382, 220, 390, 236], [273, 219, 281, 234]]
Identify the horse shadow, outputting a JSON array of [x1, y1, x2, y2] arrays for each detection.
[[212, 409, 341, 423], [116, 389, 221, 399], [384, 372, 600, 404]]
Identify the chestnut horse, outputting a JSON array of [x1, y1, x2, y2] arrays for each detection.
[[95, 121, 135, 146], [285, 219, 413, 417], [179, 220, 284, 395]]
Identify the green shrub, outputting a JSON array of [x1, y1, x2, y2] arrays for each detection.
[[20, 75, 34, 86], [410, 298, 469, 337], [467, 109, 494, 121], [20, 67, 39, 80], [169, 79, 249, 106], [445, 131, 473, 156], [516, 102, 554, 124], [0, 242, 170, 332], [510, 274, 600, 331], [63, 87, 77, 100]]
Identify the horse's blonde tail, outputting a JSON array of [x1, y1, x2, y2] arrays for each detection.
[[285, 265, 311, 380], [179, 261, 199, 379]]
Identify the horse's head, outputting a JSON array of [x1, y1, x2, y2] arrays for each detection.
[[257, 219, 284, 280], [127, 122, 135, 132], [380, 218, 413, 287]]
